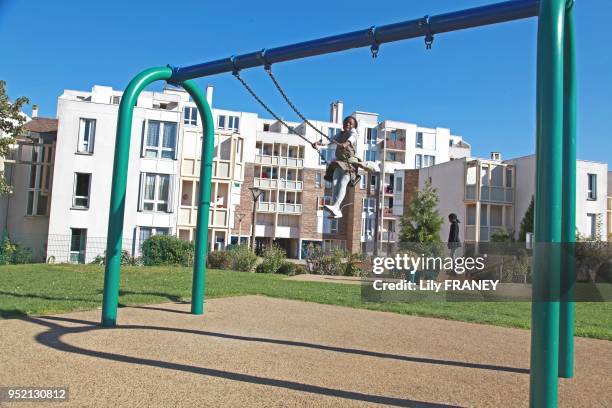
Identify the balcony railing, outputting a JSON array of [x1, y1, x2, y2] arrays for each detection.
[[257, 202, 302, 214], [465, 185, 513, 203], [279, 179, 303, 190], [254, 178, 303, 190], [254, 178, 278, 189], [480, 186, 513, 203], [382, 208, 394, 217], [255, 154, 304, 167], [255, 154, 279, 166]]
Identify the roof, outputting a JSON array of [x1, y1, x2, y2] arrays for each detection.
[[24, 117, 58, 133]]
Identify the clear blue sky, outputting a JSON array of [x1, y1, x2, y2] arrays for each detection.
[[1, 0, 610, 165]]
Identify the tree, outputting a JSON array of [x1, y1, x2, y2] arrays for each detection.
[[399, 181, 444, 243], [518, 196, 534, 242], [0, 80, 29, 195]]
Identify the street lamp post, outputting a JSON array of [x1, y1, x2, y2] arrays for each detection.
[[248, 187, 263, 252]]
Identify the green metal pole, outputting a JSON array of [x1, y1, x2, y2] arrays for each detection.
[[101, 67, 173, 327], [530, 0, 565, 406], [559, 0, 576, 379], [180, 80, 215, 315]]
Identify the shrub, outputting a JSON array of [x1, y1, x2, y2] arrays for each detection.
[[207, 250, 232, 269], [229, 245, 258, 272], [90, 250, 136, 266], [293, 264, 308, 275], [0, 237, 33, 264], [256, 245, 286, 273], [142, 235, 194, 266], [277, 262, 296, 276]]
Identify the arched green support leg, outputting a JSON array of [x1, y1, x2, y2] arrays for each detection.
[[180, 80, 215, 315], [101, 67, 214, 326], [559, 1, 576, 379], [530, 0, 566, 406]]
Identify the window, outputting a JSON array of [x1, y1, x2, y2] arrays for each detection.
[[324, 218, 338, 234], [77, 118, 96, 154], [449, 139, 454, 147], [263, 123, 270, 131], [325, 180, 332, 189], [362, 197, 375, 212], [318, 196, 332, 210], [396, 177, 403, 192], [364, 150, 376, 162], [587, 173, 597, 200], [111, 95, 121, 105], [143, 121, 177, 159], [415, 154, 422, 169], [363, 218, 374, 237], [184, 107, 198, 126], [69, 228, 87, 264], [587, 213, 597, 239], [365, 127, 378, 145], [217, 115, 239, 131], [138, 227, 169, 249], [140, 173, 171, 212], [387, 152, 397, 162], [423, 155, 436, 167], [319, 148, 334, 165], [506, 168, 513, 188], [315, 172, 322, 188], [416, 132, 423, 148], [328, 127, 339, 139], [26, 142, 52, 216], [72, 173, 91, 209]]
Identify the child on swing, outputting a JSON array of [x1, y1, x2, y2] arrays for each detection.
[[317, 116, 379, 218]]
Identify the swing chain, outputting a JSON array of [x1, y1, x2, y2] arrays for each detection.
[[264, 65, 332, 142], [232, 69, 320, 152]]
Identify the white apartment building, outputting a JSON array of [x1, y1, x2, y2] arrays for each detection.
[[608, 171, 612, 239], [404, 153, 609, 243], [1, 86, 470, 261]]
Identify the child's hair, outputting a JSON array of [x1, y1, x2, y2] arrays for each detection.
[[448, 213, 460, 223], [343, 116, 358, 128]]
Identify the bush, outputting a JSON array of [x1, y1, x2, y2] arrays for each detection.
[[142, 235, 194, 266], [256, 245, 286, 273], [0, 237, 32, 265], [207, 250, 232, 269], [293, 264, 308, 275], [90, 250, 136, 266], [277, 262, 296, 276], [229, 245, 258, 272]]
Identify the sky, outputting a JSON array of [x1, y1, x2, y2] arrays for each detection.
[[0, 0, 610, 165]]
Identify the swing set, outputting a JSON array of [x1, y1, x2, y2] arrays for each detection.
[[101, 1, 577, 406]]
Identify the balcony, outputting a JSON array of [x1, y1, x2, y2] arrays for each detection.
[[255, 154, 304, 168], [254, 178, 278, 189], [384, 140, 406, 150], [257, 202, 302, 214], [255, 154, 280, 166], [381, 231, 397, 241], [254, 178, 303, 190], [280, 157, 304, 167], [257, 202, 277, 212], [382, 208, 394, 217], [277, 203, 302, 214], [279, 179, 303, 190], [465, 185, 513, 203]]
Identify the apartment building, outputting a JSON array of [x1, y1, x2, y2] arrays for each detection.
[[0, 110, 56, 260], [398, 153, 609, 243], [1, 85, 470, 261], [608, 171, 612, 239]]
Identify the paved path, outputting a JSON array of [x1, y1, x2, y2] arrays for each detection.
[[1, 296, 611, 407]]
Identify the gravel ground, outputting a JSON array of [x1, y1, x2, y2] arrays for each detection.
[[1, 295, 610, 407]]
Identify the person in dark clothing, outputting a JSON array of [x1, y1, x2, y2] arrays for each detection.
[[447, 214, 461, 274]]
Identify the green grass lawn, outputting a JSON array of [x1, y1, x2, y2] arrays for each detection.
[[1, 263, 611, 340]]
